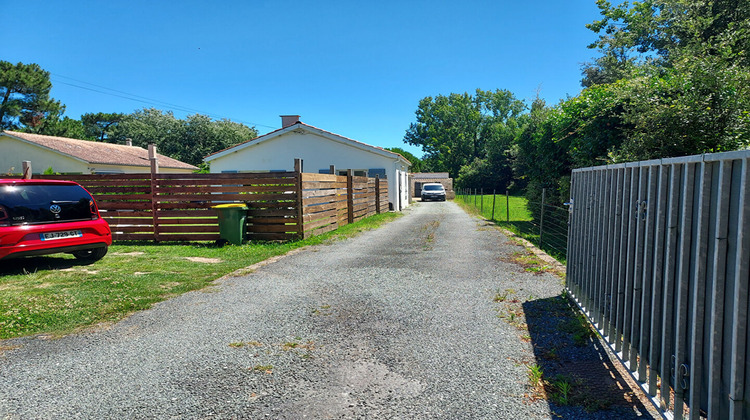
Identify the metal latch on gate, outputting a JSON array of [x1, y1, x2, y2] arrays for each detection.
[[634, 199, 647, 221], [671, 355, 690, 390]]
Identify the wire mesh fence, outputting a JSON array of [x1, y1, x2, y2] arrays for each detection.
[[454, 188, 568, 262]]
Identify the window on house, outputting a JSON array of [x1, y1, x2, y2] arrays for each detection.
[[368, 168, 386, 178]]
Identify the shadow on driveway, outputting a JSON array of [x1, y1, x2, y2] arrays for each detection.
[[521, 294, 659, 419]]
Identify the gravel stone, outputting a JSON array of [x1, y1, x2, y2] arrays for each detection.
[[0, 201, 654, 419]]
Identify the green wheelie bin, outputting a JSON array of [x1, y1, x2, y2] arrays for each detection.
[[213, 203, 248, 246]]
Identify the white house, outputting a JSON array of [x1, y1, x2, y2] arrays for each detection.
[[204, 116, 412, 210], [0, 131, 198, 174]]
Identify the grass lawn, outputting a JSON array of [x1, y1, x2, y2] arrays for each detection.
[[0, 212, 401, 339]]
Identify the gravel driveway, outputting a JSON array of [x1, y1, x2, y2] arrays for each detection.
[[0, 201, 651, 419]]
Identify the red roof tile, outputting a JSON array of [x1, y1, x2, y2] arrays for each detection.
[[3, 131, 197, 170]]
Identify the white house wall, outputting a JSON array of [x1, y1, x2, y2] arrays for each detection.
[[0, 137, 88, 174], [0, 136, 194, 175], [209, 130, 410, 210]]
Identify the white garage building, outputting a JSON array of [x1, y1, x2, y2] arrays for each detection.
[[204, 116, 411, 211]]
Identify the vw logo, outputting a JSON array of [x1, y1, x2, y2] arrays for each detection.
[[49, 204, 62, 214]]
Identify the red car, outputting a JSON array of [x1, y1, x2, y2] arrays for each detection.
[[0, 179, 112, 262]]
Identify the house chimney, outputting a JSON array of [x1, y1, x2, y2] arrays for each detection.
[[125, 138, 133, 147], [281, 115, 300, 128]]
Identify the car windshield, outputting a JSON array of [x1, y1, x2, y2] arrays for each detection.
[[423, 185, 444, 191], [0, 184, 94, 225]]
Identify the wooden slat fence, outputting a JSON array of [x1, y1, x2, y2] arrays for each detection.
[[567, 150, 750, 419], [300, 173, 349, 238], [351, 175, 374, 222], [42, 168, 390, 242], [298, 173, 389, 239]]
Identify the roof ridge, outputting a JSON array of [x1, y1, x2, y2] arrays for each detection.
[[204, 121, 410, 164]]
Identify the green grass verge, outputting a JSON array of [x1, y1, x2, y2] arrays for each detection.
[[0, 212, 401, 339]]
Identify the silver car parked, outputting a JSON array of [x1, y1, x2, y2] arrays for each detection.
[[420, 183, 446, 201]]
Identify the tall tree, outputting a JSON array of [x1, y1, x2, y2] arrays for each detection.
[[0, 61, 62, 131], [35, 115, 90, 139], [385, 147, 424, 172], [81, 112, 125, 142], [404, 89, 525, 181], [113, 108, 258, 166]]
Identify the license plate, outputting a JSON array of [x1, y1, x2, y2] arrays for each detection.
[[40, 230, 83, 241]]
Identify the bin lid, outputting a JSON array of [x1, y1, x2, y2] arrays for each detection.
[[212, 203, 248, 209]]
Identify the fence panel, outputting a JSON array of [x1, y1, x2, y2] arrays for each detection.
[[300, 173, 348, 238], [42, 170, 390, 242], [351, 175, 373, 223], [568, 150, 750, 419]]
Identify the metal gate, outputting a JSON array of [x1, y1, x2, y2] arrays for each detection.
[[567, 150, 750, 419]]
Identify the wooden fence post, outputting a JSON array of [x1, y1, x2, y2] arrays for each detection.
[[347, 169, 354, 224], [148, 144, 160, 241], [22, 161, 32, 179], [492, 190, 496, 221], [375, 175, 381, 214], [295, 159, 304, 239], [506, 188, 510, 222]]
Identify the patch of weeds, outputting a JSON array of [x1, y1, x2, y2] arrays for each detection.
[[542, 347, 559, 361], [508, 251, 549, 274], [0, 344, 21, 353], [311, 304, 332, 316], [528, 363, 544, 389], [251, 364, 273, 374], [419, 219, 441, 250], [493, 288, 515, 303], [281, 338, 316, 358], [229, 340, 263, 348], [550, 375, 573, 405], [559, 313, 595, 346]]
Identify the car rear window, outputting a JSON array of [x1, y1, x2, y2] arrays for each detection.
[[0, 184, 94, 225], [423, 185, 445, 191]]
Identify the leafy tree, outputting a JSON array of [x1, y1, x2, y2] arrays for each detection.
[[34, 115, 91, 139], [517, 0, 750, 208], [581, 0, 750, 160], [0, 61, 63, 131], [113, 108, 257, 166], [404, 89, 525, 182], [404, 92, 482, 177], [385, 147, 424, 172], [81, 112, 125, 142], [587, 0, 750, 69]]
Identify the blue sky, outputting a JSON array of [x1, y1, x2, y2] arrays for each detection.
[[4, 1, 603, 157]]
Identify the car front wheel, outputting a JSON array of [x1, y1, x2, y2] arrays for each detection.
[[72, 246, 108, 262]]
